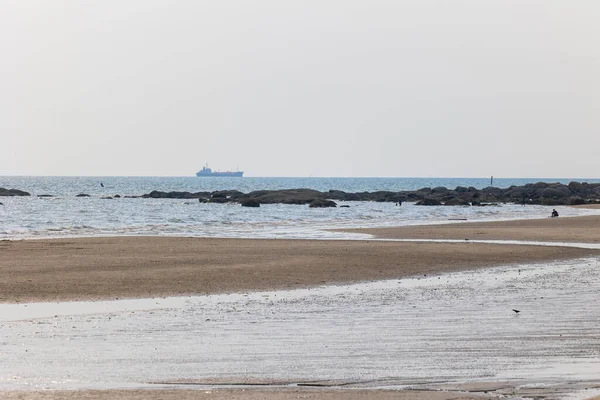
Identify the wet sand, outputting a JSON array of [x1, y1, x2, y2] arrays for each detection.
[[3, 212, 600, 400], [3, 255, 600, 399], [0, 236, 597, 303], [0, 389, 490, 400], [339, 213, 600, 243]]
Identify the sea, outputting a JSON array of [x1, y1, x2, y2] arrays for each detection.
[[2, 176, 600, 240]]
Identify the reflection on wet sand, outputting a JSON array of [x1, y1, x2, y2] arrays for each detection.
[[1, 257, 599, 399]]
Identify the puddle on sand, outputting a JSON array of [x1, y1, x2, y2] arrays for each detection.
[[1, 257, 600, 394]]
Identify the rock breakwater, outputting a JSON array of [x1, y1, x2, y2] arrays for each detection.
[[140, 181, 600, 206], [3, 181, 600, 206]]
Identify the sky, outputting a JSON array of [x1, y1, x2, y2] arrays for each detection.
[[0, 1, 599, 178]]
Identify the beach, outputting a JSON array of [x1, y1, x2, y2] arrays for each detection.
[[339, 211, 600, 243], [0, 388, 494, 400], [0, 236, 597, 303], [2, 214, 600, 399], [4, 0, 600, 395]]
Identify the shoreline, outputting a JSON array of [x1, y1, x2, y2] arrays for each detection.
[[0, 211, 600, 400], [337, 212, 600, 243], [1, 234, 599, 304], [3, 212, 600, 399]]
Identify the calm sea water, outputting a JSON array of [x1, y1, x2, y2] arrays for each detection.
[[1, 176, 599, 240]]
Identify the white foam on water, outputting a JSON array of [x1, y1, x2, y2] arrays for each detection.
[[2, 194, 598, 240]]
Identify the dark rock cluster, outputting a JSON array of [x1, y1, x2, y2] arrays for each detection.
[[3, 181, 600, 206], [0, 188, 30, 196], [138, 182, 600, 206]]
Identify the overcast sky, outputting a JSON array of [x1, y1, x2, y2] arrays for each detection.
[[1, 1, 598, 177]]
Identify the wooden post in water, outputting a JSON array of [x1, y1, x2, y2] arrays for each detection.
[[490, 176, 494, 186]]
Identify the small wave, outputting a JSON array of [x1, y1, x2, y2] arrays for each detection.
[[44, 225, 95, 233]]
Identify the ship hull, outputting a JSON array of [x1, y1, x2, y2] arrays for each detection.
[[196, 171, 244, 177]]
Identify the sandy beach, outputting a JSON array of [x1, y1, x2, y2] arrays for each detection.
[[0, 236, 597, 303], [0, 388, 492, 400], [2, 214, 600, 400], [339, 213, 600, 243]]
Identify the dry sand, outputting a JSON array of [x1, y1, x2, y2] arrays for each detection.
[[0, 236, 597, 303], [339, 213, 600, 243]]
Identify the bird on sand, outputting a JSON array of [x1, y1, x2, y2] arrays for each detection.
[[512, 309, 520, 314]]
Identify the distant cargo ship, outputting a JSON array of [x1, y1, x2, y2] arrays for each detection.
[[196, 164, 243, 177]]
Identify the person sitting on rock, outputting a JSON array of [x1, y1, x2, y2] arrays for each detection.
[[551, 209, 559, 218]]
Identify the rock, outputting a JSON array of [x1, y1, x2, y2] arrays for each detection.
[[374, 192, 405, 203], [134, 182, 600, 206], [444, 198, 471, 206], [403, 192, 425, 202], [76, 194, 90, 197], [439, 192, 460, 202], [431, 187, 448, 194], [540, 185, 571, 199], [37, 194, 53, 198], [566, 196, 585, 205], [212, 190, 244, 199], [114, 195, 121, 198], [0, 188, 30, 196], [142, 190, 210, 199], [208, 197, 231, 204], [327, 190, 357, 201], [336, 192, 363, 201], [241, 189, 325, 205], [241, 199, 260, 207], [415, 198, 442, 206], [540, 198, 566, 206], [340, 205, 350, 208], [568, 181, 585, 192], [480, 186, 504, 202], [101, 196, 113, 200], [327, 189, 348, 198], [309, 199, 337, 208]]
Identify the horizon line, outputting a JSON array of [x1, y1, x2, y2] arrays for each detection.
[[1, 174, 600, 180]]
